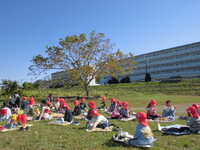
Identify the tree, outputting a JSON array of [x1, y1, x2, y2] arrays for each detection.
[[120, 76, 131, 83], [145, 73, 151, 82], [0, 80, 19, 95], [29, 31, 135, 96]]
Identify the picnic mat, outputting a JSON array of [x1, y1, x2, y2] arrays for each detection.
[[158, 123, 194, 135], [149, 116, 175, 122], [0, 124, 33, 132], [120, 115, 136, 122], [86, 126, 113, 132], [112, 131, 153, 148]]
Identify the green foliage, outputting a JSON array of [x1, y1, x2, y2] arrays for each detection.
[[120, 76, 131, 83], [0, 79, 19, 95]]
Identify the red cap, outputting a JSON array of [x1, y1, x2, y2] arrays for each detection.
[[56, 98, 61, 102], [117, 100, 123, 106], [28, 99, 35, 105], [81, 98, 86, 103], [22, 97, 27, 100], [136, 112, 148, 127], [122, 102, 129, 110], [149, 99, 156, 106], [110, 98, 116, 103], [101, 97, 106, 101], [60, 98, 66, 104], [17, 114, 27, 125], [88, 101, 96, 108], [192, 104, 199, 110], [186, 106, 199, 118], [73, 100, 79, 106], [90, 109, 101, 116], [0, 109, 8, 116], [30, 97, 34, 100]]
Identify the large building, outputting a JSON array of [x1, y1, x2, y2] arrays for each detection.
[[100, 41, 200, 85]]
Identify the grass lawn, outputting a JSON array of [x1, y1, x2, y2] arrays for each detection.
[[0, 93, 199, 150]]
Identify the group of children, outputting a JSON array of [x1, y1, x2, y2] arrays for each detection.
[[0, 94, 199, 148]]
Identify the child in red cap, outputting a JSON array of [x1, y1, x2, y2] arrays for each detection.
[[86, 101, 96, 120], [128, 112, 155, 147], [37, 99, 51, 120], [119, 102, 129, 118], [146, 99, 161, 120], [72, 100, 81, 116], [186, 106, 200, 133], [97, 97, 107, 110], [0, 102, 12, 121], [87, 109, 109, 130], [21, 96, 28, 110], [80, 98, 87, 111], [192, 103, 200, 115], [108, 98, 117, 112], [25, 97, 35, 116]]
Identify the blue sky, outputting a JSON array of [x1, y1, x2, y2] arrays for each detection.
[[0, 0, 200, 83]]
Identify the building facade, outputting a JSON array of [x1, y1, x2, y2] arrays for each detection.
[[100, 41, 200, 85]]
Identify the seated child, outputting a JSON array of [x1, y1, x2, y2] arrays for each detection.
[[80, 98, 87, 110], [192, 104, 200, 115], [119, 102, 129, 118], [108, 98, 116, 112], [21, 97, 28, 110], [5, 114, 28, 130], [25, 97, 35, 116], [162, 100, 176, 117], [146, 99, 161, 120], [72, 100, 82, 116], [37, 100, 51, 120], [87, 109, 109, 130], [0, 102, 12, 121], [97, 97, 107, 110], [116, 100, 123, 112], [55, 103, 73, 124], [128, 112, 155, 147], [86, 101, 96, 120], [186, 106, 200, 133]]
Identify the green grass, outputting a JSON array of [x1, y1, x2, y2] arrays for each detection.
[[0, 79, 200, 149]]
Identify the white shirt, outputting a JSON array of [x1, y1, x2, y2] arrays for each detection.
[[89, 115, 108, 128]]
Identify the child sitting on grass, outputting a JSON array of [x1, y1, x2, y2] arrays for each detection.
[[21, 97, 28, 110], [162, 100, 176, 118], [186, 106, 200, 133], [128, 112, 155, 147], [87, 109, 109, 130], [37, 100, 51, 120], [4, 114, 29, 131], [86, 101, 96, 121], [25, 97, 35, 116], [192, 104, 200, 115], [97, 97, 107, 110], [108, 98, 116, 113], [119, 102, 129, 118], [0, 102, 12, 121], [80, 98, 87, 111], [72, 100, 82, 116], [146, 99, 161, 120]]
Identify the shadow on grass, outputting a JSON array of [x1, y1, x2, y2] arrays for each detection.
[[103, 138, 151, 150]]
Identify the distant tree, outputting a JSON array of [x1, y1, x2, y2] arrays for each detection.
[[108, 77, 119, 84], [145, 73, 151, 82], [29, 31, 135, 96], [22, 82, 33, 90], [120, 76, 131, 83], [0, 80, 19, 95]]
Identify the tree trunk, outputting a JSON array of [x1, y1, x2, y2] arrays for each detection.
[[84, 84, 90, 96]]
